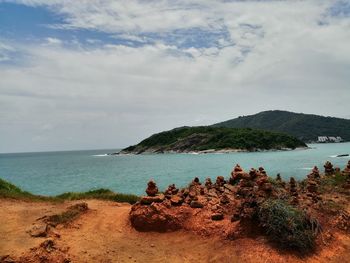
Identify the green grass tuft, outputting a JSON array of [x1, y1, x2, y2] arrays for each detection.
[[319, 172, 348, 194], [258, 199, 319, 252], [46, 203, 89, 226], [0, 177, 51, 201], [56, 188, 140, 204]]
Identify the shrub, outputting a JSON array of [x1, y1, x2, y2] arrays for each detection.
[[258, 199, 319, 252]]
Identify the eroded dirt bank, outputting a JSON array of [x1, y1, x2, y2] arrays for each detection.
[[1, 198, 350, 263]]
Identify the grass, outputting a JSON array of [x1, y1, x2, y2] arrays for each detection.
[[56, 188, 140, 204], [0, 177, 139, 204], [319, 172, 348, 194], [46, 203, 89, 226], [0, 177, 51, 201], [258, 199, 320, 252]]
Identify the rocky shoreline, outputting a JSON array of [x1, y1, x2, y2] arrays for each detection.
[[129, 160, 350, 250], [115, 146, 310, 155], [1, 161, 350, 262]]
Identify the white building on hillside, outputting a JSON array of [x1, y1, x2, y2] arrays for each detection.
[[317, 136, 343, 143]]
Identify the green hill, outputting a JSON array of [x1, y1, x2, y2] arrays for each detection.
[[120, 126, 306, 154], [213, 110, 350, 142]]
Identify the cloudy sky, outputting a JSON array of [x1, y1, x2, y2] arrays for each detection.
[[0, 0, 350, 153]]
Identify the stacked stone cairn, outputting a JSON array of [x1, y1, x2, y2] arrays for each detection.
[[343, 160, 350, 176], [131, 160, 350, 233], [342, 160, 350, 189], [324, 161, 335, 176], [275, 173, 286, 188], [289, 177, 299, 205], [230, 165, 274, 221], [306, 166, 321, 202], [308, 166, 321, 180], [141, 180, 165, 205]]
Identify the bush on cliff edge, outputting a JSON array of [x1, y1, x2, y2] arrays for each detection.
[[258, 199, 319, 252]]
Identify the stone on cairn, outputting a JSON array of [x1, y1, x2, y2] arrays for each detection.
[[289, 177, 299, 205], [343, 160, 350, 176], [215, 176, 226, 187], [276, 173, 286, 188], [324, 161, 334, 176], [192, 177, 201, 185], [166, 184, 179, 195], [140, 180, 164, 205], [205, 178, 213, 188], [258, 167, 267, 176], [230, 164, 250, 185], [146, 180, 158, 196], [306, 178, 320, 202], [308, 166, 320, 179]]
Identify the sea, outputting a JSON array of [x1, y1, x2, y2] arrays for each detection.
[[0, 143, 349, 196]]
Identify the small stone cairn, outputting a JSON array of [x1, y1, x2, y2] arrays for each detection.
[[343, 160, 350, 177], [324, 161, 335, 176], [289, 177, 299, 205], [146, 180, 158, 196], [275, 173, 286, 188], [308, 166, 320, 180], [140, 180, 164, 205]]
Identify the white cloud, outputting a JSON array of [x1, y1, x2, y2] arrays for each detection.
[[1, 0, 350, 152]]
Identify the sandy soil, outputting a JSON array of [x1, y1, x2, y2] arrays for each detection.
[[1, 198, 349, 263]]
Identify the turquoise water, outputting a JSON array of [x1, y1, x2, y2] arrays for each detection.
[[0, 143, 349, 196]]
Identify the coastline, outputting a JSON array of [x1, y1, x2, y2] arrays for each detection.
[[1, 159, 350, 262], [115, 146, 310, 155]]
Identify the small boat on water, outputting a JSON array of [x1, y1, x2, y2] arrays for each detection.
[[336, 154, 349, 157]]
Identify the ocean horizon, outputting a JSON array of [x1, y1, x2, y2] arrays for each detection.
[[1, 142, 349, 196]]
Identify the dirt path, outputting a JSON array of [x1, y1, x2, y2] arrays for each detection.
[[1, 199, 349, 263]]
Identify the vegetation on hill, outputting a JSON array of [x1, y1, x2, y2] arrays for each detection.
[[212, 110, 350, 142], [0, 177, 139, 204], [121, 126, 307, 154]]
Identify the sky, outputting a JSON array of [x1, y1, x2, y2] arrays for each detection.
[[0, 0, 350, 153]]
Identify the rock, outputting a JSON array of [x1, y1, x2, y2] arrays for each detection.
[[192, 177, 201, 185], [40, 239, 56, 253], [208, 188, 218, 198], [190, 200, 204, 208], [324, 161, 334, 176], [230, 164, 249, 184], [130, 203, 189, 232], [140, 194, 165, 205], [256, 175, 268, 186], [275, 173, 286, 188], [276, 173, 282, 182], [220, 194, 230, 204], [205, 178, 213, 188], [170, 195, 183, 206], [165, 184, 179, 196], [146, 180, 159, 196], [308, 166, 320, 179], [0, 255, 16, 263], [215, 176, 226, 187], [28, 223, 48, 237], [189, 191, 197, 199], [223, 184, 235, 192], [307, 180, 318, 192], [343, 160, 350, 176], [289, 177, 299, 204], [249, 168, 259, 179], [258, 167, 267, 176], [261, 182, 272, 192], [231, 213, 240, 222], [211, 213, 224, 221]]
